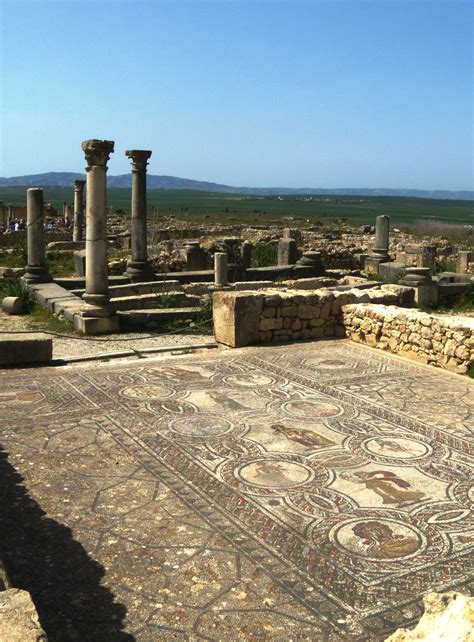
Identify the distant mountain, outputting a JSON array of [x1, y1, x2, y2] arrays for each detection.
[[0, 172, 472, 200]]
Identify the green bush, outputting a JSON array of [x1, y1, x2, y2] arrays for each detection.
[[251, 243, 278, 267], [0, 280, 35, 313]]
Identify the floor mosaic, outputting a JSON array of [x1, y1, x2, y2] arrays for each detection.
[[0, 340, 472, 640]]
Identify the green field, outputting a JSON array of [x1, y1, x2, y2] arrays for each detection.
[[1, 187, 472, 227]]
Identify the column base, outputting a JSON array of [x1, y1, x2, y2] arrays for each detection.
[[364, 256, 387, 274], [80, 296, 115, 318], [125, 260, 156, 282], [23, 265, 53, 284], [74, 314, 120, 335]]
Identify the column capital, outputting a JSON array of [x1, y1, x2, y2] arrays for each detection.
[[81, 139, 115, 169], [125, 149, 152, 171], [74, 179, 86, 190]]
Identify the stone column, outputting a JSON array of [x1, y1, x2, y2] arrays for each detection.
[[125, 149, 154, 281], [73, 180, 86, 241], [80, 139, 114, 316], [278, 237, 297, 266], [214, 252, 228, 287], [24, 188, 52, 283], [372, 215, 390, 258], [241, 241, 253, 269]]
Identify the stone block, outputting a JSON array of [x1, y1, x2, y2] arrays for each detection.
[[213, 292, 263, 348], [73, 250, 86, 277], [73, 315, 120, 335], [0, 333, 52, 365], [260, 317, 283, 331]]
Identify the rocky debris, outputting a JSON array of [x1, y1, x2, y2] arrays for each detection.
[[0, 588, 47, 641], [386, 592, 474, 642]]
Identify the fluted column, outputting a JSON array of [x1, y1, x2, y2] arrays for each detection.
[[125, 149, 154, 281], [81, 139, 114, 316], [73, 179, 86, 241], [24, 188, 52, 283]]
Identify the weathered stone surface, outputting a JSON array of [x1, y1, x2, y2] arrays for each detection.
[[386, 592, 474, 642], [213, 291, 263, 347], [0, 589, 47, 641], [0, 333, 52, 365]]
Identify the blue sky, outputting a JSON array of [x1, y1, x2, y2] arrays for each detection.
[[1, 0, 472, 190]]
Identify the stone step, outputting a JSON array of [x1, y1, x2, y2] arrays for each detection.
[[118, 307, 201, 326], [56, 275, 129, 290], [69, 279, 181, 298], [111, 292, 200, 311]]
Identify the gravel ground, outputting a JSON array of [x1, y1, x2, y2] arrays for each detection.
[[0, 310, 215, 360]]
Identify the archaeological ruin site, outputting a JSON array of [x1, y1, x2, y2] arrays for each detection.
[[0, 139, 472, 641]]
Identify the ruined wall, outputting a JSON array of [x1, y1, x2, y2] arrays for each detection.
[[213, 288, 473, 376], [342, 304, 473, 375], [213, 286, 402, 347]]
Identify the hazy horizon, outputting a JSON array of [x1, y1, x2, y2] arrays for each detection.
[[1, 1, 473, 191]]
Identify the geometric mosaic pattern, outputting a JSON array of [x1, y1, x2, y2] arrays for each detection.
[[0, 340, 472, 640]]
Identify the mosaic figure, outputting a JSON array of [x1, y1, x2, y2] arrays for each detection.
[[351, 521, 419, 559], [271, 423, 334, 448], [342, 470, 425, 505]]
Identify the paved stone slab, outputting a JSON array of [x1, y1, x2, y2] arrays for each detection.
[[0, 340, 472, 640]]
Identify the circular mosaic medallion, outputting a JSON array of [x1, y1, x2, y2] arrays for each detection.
[[329, 518, 425, 561], [363, 436, 431, 460], [220, 454, 329, 496], [281, 399, 342, 419], [223, 373, 277, 388], [238, 460, 312, 488], [120, 383, 174, 400], [169, 413, 233, 438]]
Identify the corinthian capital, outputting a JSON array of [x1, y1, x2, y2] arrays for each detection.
[[125, 149, 152, 172], [81, 139, 115, 169], [74, 179, 86, 191]]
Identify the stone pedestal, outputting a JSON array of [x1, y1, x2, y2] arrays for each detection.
[[399, 267, 438, 307], [125, 149, 155, 282], [77, 139, 116, 327], [24, 188, 52, 283], [293, 251, 324, 277], [73, 179, 86, 242], [185, 242, 207, 270], [214, 252, 228, 287], [277, 238, 297, 266]]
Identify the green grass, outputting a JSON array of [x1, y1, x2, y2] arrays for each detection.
[[45, 252, 76, 277], [1, 187, 473, 226], [28, 304, 77, 333], [149, 293, 180, 309]]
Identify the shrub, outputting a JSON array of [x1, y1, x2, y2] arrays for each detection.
[[251, 243, 278, 267], [0, 280, 35, 313]]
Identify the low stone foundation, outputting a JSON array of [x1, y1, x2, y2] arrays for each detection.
[[213, 285, 403, 347], [342, 304, 474, 375], [213, 288, 473, 375]]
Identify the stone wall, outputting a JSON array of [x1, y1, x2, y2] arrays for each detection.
[[342, 304, 473, 375], [213, 285, 405, 347], [213, 287, 473, 376]]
